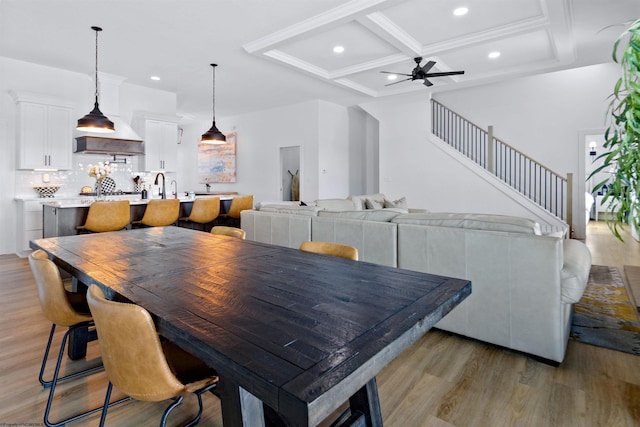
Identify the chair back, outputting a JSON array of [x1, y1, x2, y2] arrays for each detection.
[[141, 199, 180, 227], [83, 200, 131, 232], [299, 241, 359, 261], [86, 285, 187, 402], [226, 195, 254, 219], [28, 250, 92, 326], [210, 226, 246, 240], [188, 197, 220, 224]]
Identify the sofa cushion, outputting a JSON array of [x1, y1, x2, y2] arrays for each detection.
[[392, 212, 542, 235], [384, 197, 407, 210], [318, 209, 401, 222], [258, 206, 323, 216], [560, 239, 592, 304], [349, 193, 386, 210], [365, 198, 384, 209], [255, 200, 302, 210], [315, 198, 358, 211]]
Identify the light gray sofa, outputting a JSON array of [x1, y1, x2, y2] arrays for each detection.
[[241, 206, 591, 364]]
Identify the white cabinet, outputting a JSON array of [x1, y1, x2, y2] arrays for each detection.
[[134, 112, 179, 172], [16, 200, 44, 257], [11, 92, 73, 170]]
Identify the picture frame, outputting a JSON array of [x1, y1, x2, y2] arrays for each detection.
[[197, 132, 236, 183]]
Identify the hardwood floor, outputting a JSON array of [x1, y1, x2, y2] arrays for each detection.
[[1, 222, 639, 426]]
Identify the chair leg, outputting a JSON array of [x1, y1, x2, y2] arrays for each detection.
[[160, 395, 184, 427], [99, 382, 113, 427], [39, 323, 104, 388], [184, 382, 218, 427], [43, 326, 128, 427]]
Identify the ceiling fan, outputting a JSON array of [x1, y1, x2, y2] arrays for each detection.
[[380, 57, 465, 87]]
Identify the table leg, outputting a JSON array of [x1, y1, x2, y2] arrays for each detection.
[[218, 377, 266, 427], [348, 378, 383, 427]]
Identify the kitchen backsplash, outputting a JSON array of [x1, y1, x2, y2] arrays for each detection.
[[15, 153, 175, 198]]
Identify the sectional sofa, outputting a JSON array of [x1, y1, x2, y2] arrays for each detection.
[[241, 195, 592, 364]]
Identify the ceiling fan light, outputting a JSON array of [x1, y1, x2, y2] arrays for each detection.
[[77, 102, 115, 133], [201, 121, 226, 144]]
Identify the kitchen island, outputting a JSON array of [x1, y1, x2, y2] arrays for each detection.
[[41, 195, 237, 238]]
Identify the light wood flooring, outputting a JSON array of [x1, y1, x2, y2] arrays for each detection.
[[1, 221, 639, 426]]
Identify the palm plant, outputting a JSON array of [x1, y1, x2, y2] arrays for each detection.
[[591, 18, 640, 240]]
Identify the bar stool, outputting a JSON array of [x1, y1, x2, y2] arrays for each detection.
[[28, 250, 128, 427], [77, 200, 130, 233], [210, 226, 246, 240], [217, 195, 253, 227], [87, 285, 219, 427], [132, 199, 180, 227], [299, 241, 359, 261], [179, 197, 220, 231]]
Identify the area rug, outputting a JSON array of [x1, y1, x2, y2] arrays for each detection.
[[570, 265, 640, 355], [623, 265, 640, 309]]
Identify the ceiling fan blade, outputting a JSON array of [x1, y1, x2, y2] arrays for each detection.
[[420, 60, 436, 73], [424, 71, 465, 78], [380, 71, 412, 76], [384, 78, 413, 86], [423, 79, 434, 87]]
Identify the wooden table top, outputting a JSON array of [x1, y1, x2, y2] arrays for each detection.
[[31, 227, 470, 426]]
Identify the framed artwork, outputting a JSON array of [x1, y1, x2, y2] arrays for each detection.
[[197, 132, 236, 183]]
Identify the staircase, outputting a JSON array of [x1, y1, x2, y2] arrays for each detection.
[[430, 99, 572, 235]]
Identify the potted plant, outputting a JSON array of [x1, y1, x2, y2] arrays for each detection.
[[591, 18, 640, 240]]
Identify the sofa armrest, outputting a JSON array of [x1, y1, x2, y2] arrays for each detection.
[[560, 239, 592, 304]]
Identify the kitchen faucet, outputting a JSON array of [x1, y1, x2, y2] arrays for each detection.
[[154, 172, 166, 199], [170, 180, 178, 199]]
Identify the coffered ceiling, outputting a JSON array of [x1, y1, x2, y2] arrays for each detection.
[[0, 0, 638, 119]]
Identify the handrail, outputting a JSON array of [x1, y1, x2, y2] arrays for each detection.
[[431, 99, 572, 228]]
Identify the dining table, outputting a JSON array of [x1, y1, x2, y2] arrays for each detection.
[[30, 226, 471, 427]]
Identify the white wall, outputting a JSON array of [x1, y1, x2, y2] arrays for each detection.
[[362, 63, 620, 238]]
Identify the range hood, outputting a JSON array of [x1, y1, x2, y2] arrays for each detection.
[[74, 116, 143, 155], [74, 73, 144, 156]]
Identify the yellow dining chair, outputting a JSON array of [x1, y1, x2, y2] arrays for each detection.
[[86, 285, 219, 427], [133, 199, 180, 227], [77, 200, 131, 233], [29, 250, 127, 427], [299, 241, 359, 261], [217, 195, 253, 227], [179, 197, 220, 231], [210, 225, 246, 240]]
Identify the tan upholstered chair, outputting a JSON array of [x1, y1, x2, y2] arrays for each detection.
[[29, 250, 126, 426], [218, 195, 253, 227], [299, 241, 359, 261], [210, 226, 246, 240], [133, 199, 180, 227], [86, 285, 218, 427], [77, 200, 130, 233], [179, 197, 220, 230]]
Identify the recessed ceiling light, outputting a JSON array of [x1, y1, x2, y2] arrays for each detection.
[[150, 76, 161, 81], [453, 7, 468, 16], [488, 51, 501, 59], [333, 45, 345, 54], [387, 74, 397, 81]]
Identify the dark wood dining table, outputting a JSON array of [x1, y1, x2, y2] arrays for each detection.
[[30, 227, 470, 427]]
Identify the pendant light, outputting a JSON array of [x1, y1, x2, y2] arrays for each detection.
[[77, 26, 115, 133], [201, 63, 226, 144]]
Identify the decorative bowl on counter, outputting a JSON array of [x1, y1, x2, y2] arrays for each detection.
[[33, 185, 60, 198]]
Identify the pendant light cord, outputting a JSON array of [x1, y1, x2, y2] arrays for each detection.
[[92, 26, 102, 104], [211, 63, 217, 122]]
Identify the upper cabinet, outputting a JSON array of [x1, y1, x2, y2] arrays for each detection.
[[133, 112, 180, 172], [11, 92, 73, 170]]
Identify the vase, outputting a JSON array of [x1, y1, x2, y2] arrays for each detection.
[[95, 179, 105, 199]]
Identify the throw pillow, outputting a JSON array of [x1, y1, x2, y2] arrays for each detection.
[[365, 198, 384, 209], [383, 197, 407, 209]]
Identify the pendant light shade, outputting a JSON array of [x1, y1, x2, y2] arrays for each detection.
[[201, 64, 226, 144], [77, 26, 114, 133]]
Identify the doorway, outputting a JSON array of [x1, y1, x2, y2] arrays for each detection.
[[280, 146, 300, 201]]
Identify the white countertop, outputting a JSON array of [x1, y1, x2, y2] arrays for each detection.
[[20, 194, 236, 208]]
